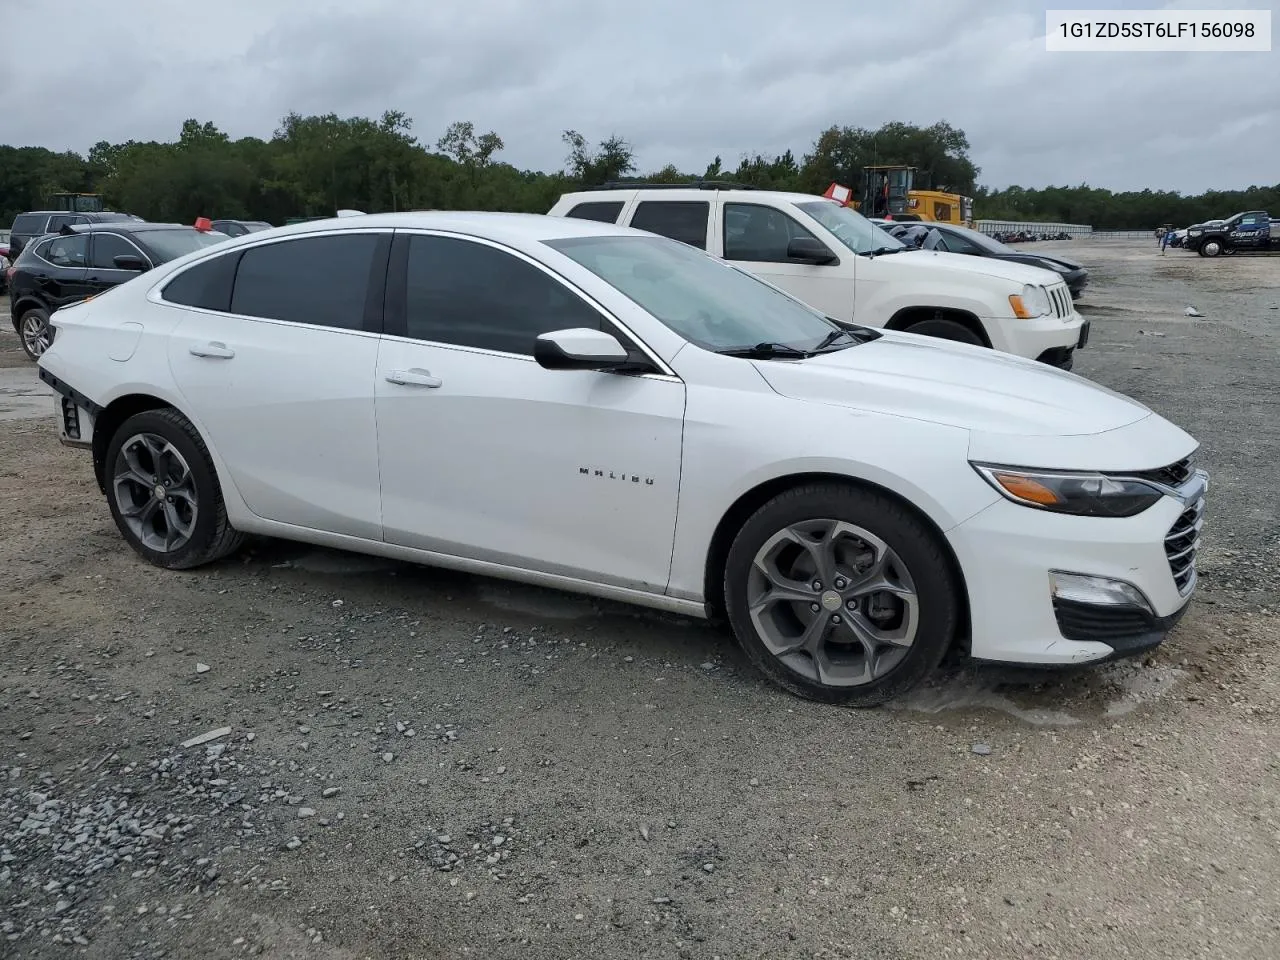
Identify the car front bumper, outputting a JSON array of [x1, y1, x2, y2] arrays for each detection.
[[990, 309, 1085, 365], [946, 471, 1206, 666]]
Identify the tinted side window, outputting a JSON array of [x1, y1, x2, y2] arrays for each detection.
[[401, 235, 602, 354], [12, 214, 45, 234], [46, 215, 76, 232], [161, 252, 242, 312], [566, 201, 624, 224], [629, 201, 709, 249], [937, 230, 980, 254], [90, 233, 146, 269], [230, 234, 380, 330], [44, 235, 89, 267], [723, 203, 823, 262]]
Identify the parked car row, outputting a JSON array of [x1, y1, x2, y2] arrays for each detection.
[[990, 231, 1073, 243]]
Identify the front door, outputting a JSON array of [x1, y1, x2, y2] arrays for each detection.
[[715, 202, 853, 321], [86, 231, 152, 296], [375, 231, 685, 592], [165, 231, 390, 540]]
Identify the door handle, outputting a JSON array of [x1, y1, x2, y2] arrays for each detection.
[[189, 341, 235, 359], [385, 368, 441, 388]]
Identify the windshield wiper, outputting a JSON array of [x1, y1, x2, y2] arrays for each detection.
[[859, 245, 907, 258], [717, 341, 811, 359], [813, 323, 882, 352]]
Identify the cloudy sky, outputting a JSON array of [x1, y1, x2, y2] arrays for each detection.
[[4, 0, 1276, 193]]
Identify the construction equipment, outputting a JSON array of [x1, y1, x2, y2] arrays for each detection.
[[47, 192, 104, 213], [825, 166, 973, 227]]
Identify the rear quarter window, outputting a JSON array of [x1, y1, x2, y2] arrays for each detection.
[[565, 201, 625, 224], [160, 252, 242, 312], [12, 214, 46, 233]]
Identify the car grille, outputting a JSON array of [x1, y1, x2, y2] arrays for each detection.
[[1128, 455, 1196, 488], [1165, 494, 1205, 596], [1049, 285, 1072, 318]]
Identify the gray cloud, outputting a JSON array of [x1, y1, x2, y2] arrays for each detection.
[[3, 0, 1276, 193]]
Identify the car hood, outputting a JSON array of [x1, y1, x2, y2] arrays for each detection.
[[753, 332, 1152, 438], [894, 249, 1065, 287]]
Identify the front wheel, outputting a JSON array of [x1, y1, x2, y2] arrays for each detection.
[[105, 408, 245, 569], [1201, 239, 1223, 257], [903, 317, 984, 347], [18, 307, 54, 361], [723, 483, 959, 705]]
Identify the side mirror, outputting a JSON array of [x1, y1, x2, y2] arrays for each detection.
[[113, 254, 148, 271], [534, 328, 631, 371], [787, 237, 837, 265]]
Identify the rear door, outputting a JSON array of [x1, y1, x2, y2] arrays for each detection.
[[87, 232, 152, 295], [624, 199, 712, 250], [32, 234, 93, 308], [163, 231, 391, 540]]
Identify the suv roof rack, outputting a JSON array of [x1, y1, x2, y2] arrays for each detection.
[[597, 179, 758, 191]]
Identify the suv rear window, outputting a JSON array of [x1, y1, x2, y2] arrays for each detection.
[[566, 201, 624, 224], [628, 201, 709, 249], [12, 214, 47, 234]]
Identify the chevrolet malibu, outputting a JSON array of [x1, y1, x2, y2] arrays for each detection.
[[36, 212, 1207, 705]]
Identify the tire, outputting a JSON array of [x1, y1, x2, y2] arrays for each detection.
[[17, 307, 54, 361], [904, 317, 984, 347], [1201, 239, 1222, 257], [723, 483, 959, 706], [104, 408, 245, 570]]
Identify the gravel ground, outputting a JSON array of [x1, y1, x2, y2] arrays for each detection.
[[2, 242, 1279, 960]]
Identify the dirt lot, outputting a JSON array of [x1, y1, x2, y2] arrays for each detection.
[[2, 241, 1279, 960]]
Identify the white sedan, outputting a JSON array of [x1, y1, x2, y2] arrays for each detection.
[[36, 212, 1207, 705]]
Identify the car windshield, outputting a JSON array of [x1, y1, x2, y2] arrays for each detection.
[[133, 228, 231, 263], [795, 200, 905, 254], [545, 234, 848, 353], [244, 222, 273, 232]]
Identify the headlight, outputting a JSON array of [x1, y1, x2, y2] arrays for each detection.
[[1009, 284, 1051, 319], [971, 463, 1163, 517], [1188, 228, 1202, 236]]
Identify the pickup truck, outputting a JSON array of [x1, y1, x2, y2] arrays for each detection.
[[1184, 210, 1280, 257], [549, 185, 1087, 369]]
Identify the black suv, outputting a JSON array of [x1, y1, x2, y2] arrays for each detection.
[[8, 210, 138, 260], [9, 221, 232, 360], [210, 219, 273, 237]]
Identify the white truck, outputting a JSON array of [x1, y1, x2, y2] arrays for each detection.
[[548, 185, 1087, 368]]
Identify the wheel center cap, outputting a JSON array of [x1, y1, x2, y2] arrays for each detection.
[[820, 590, 842, 611], [154, 484, 167, 500]]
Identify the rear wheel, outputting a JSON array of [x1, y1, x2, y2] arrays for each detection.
[[904, 317, 984, 347], [18, 307, 53, 361], [723, 483, 959, 705], [105, 408, 245, 570]]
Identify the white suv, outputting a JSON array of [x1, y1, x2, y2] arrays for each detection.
[[549, 187, 1087, 368]]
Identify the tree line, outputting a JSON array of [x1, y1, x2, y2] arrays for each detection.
[[1, 112, 1276, 231]]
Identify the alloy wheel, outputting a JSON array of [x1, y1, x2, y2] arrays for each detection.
[[112, 433, 200, 552], [747, 519, 919, 687], [20, 315, 52, 357]]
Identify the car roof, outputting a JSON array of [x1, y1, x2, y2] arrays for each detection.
[[66, 222, 204, 234], [236, 211, 640, 244], [561, 187, 835, 206]]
